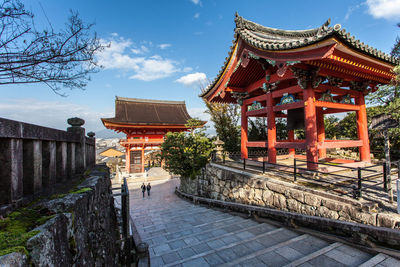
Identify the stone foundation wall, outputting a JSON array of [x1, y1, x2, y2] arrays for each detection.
[[181, 163, 400, 229], [0, 166, 119, 267]]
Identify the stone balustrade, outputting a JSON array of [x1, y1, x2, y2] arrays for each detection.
[[0, 117, 95, 212]]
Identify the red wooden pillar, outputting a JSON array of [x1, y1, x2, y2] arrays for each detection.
[[241, 104, 248, 159], [141, 148, 145, 172], [316, 107, 326, 159], [288, 130, 295, 157], [303, 87, 318, 170], [125, 145, 131, 173], [356, 93, 371, 162], [267, 92, 277, 163]]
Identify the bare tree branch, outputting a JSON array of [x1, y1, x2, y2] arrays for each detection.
[[0, 0, 107, 94]]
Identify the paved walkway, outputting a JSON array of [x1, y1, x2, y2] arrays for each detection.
[[128, 177, 399, 267]]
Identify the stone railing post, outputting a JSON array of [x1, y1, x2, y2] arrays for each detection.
[[56, 141, 67, 182], [87, 131, 96, 168], [67, 118, 86, 173], [67, 142, 76, 178], [23, 140, 43, 195], [42, 141, 56, 188], [0, 138, 23, 205]]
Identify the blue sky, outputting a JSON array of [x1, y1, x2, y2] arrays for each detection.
[[1, 0, 400, 134]]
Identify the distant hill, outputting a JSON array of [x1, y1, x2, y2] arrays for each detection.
[[95, 129, 125, 139]]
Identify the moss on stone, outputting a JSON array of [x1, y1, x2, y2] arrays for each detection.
[[0, 207, 54, 256], [50, 186, 92, 200], [69, 187, 92, 194]]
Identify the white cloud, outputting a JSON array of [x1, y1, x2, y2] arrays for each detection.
[[159, 43, 172, 49], [366, 0, 400, 19], [344, 4, 361, 21], [194, 13, 200, 19], [191, 0, 201, 5], [0, 99, 111, 132], [175, 72, 207, 87], [97, 36, 183, 81]]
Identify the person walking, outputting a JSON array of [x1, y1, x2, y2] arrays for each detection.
[[146, 183, 151, 197], [141, 183, 146, 198]]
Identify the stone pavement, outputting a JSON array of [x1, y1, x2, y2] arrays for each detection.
[[128, 177, 400, 267]]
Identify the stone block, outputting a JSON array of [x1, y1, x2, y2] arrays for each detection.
[[377, 213, 397, 228], [318, 206, 339, 219], [222, 188, 229, 197], [321, 198, 347, 212], [266, 182, 286, 194], [353, 212, 377, 226], [288, 189, 304, 203], [0, 252, 28, 267], [304, 193, 321, 206], [273, 193, 287, 210], [287, 199, 301, 212], [254, 179, 265, 189], [262, 190, 273, 206], [254, 189, 263, 201]]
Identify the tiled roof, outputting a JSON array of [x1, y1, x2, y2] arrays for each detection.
[[102, 96, 192, 126], [201, 13, 398, 98]]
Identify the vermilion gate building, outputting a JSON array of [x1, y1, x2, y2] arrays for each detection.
[[201, 14, 398, 170], [102, 97, 199, 173]]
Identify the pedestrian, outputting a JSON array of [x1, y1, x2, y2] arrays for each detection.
[[146, 183, 151, 197], [141, 183, 146, 198]]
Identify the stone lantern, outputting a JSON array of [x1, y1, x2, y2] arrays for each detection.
[[213, 137, 225, 162]]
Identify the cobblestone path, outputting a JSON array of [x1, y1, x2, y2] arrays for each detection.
[[129, 178, 399, 267]]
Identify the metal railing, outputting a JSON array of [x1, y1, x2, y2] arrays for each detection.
[[112, 178, 150, 266], [213, 151, 399, 201]]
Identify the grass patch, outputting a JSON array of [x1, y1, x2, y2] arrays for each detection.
[[0, 207, 55, 256]]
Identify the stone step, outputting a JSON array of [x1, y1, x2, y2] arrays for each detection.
[[152, 222, 275, 257], [149, 216, 260, 247], [359, 254, 400, 267], [142, 215, 239, 242], [219, 234, 310, 267], [131, 205, 210, 219], [282, 242, 341, 267], [162, 228, 288, 267], [358, 253, 388, 267], [138, 210, 230, 234]]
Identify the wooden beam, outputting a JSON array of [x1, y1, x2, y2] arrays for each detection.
[[246, 141, 267, 148], [318, 140, 363, 149], [273, 101, 304, 112], [246, 71, 294, 94], [243, 94, 267, 106], [272, 85, 303, 98], [246, 108, 267, 117], [315, 84, 359, 98], [322, 108, 350, 114], [315, 101, 360, 111], [275, 141, 306, 149]]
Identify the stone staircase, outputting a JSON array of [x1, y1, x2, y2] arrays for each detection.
[[130, 179, 400, 267]]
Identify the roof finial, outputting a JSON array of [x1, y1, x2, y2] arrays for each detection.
[[323, 18, 331, 27]]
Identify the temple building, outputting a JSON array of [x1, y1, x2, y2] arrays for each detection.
[[102, 97, 201, 173], [201, 13, 398, 170]]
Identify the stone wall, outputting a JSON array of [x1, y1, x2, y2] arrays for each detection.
[[181, 163, 400, 229], [0, 166, 119, 267]]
